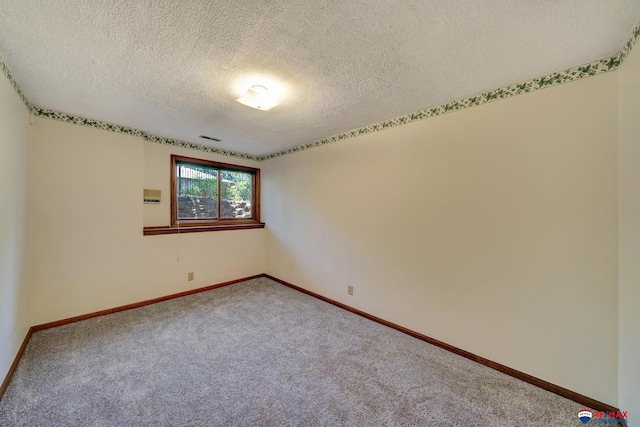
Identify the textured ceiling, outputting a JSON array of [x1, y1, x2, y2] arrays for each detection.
[[1, 1, 640, 157]]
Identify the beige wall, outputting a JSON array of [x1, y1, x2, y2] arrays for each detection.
[[26, 118, 265, 325], [262, 72, 619, 405], [0, 77, 30, 382], [619, 44, 640, 424]]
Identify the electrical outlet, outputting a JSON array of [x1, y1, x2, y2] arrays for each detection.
[[188, 272, 194, 281], [347, 285, 354, 296]]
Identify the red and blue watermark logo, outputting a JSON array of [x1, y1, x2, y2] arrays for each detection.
[[578, 409, 593, 424], [578, 408, 628, 424]]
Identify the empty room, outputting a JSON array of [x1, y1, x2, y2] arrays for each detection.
[[1, 1, 639, 426]]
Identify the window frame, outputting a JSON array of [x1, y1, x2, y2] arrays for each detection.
[[148, 154, 262, 234]]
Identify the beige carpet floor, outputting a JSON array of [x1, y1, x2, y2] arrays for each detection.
[[0, 277, 589, 426]]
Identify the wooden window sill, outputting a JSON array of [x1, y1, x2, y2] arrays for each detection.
[[143, 223, 265, 236]]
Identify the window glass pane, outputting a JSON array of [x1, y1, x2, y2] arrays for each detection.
[[176, 163, 218, 220], [220, 170, 253, 218]]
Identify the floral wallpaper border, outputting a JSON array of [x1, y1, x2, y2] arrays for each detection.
[[30, 108, 263, 161], [262, 18, 640, 160], [2, 17, 639, 162], [619, 17, 640, 63], [0, 56, 32, 111]]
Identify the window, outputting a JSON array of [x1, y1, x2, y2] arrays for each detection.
[[146, 155, 262, 235]]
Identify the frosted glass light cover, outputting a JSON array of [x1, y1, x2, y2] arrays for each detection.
[[236, 85, 279, 111]]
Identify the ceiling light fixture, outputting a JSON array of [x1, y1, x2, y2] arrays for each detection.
[[236, 85, 279, 111]]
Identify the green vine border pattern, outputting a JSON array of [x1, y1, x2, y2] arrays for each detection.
[[264, 19, 640, 160], [2, 18, 639, 162], [0, 57, 32, 111], [32, 108, 263, 161]]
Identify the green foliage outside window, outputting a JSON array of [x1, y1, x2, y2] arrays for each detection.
[[221, 170, 251, 201], [178, 167, 251, 202]]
